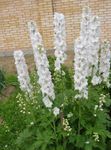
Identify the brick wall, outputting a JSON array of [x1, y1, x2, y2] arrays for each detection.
[[0, 0, 111, 52]]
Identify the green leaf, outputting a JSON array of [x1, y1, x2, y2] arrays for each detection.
[[16, 128, 32, 146]]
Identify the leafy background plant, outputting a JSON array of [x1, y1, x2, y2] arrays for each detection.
[[0, 56, 111, 150], [0, 69, 5, 93]]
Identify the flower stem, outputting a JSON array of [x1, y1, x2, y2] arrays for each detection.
[[77, 101, 81, 150], [53, 120, 58, 150]]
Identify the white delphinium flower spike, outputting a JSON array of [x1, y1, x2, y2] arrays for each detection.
[[89, 16, 101, 85], [14, 50, 32, 94], [28, 21, 55, 108], [74, 7, 91, 99], [99, 41, 111, 87], [80, 6, 92, 39], [74, 38, 88, 99], [54, 12, 67, 71], [81, 7, 101, 86]]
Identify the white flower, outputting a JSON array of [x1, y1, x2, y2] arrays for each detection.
[[30, 122, 34, 125], [99, 41, 111, 87], [43, 96, 53, 108], [74, 37, 88, 99], [5, 145, 8, 148], [67, 112, 73, 118], [80, 7, 101, 85], [63, 118, 72, 132], [93, 132, 99, 142], [81, 7, 101, 84], [85, 141, 90, 144], [91, 76, 102, 85], [28, 21, 55, 108], [88, 16, 100, 84], [13, 50, 32, 94], [74, 7, 101, 99], [74, 7, 92, 99], [53, 107, 60, 116], [94, 114, 97, 117], [54, 12, 67, 71], [94, 105, 98, 110]]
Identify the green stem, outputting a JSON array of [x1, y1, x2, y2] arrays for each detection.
[[78, 102, 81, 135], [77, 101, 81, 150], [53, 120, 58, 150], [60, 68, 64, 102], [60, 68, 66, 150]]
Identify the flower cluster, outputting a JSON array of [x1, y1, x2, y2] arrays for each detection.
[[90, 16, 101, 85], [14, 50, 32, 94], [16, 92, 39, 116], [94, 94, 106, 116], [28, 21, 55, 108], [16, 93, 27, 114], [93, 132, 99, 142], [54, 12, 67, 71], [81, 7, 101, 83], [53, 107, 60, 116], [99, 41, 111, 87], [85, 141, 90, 144], [74, 38, 88, 99], [88, 12, 101, 74], [67, 112, 73, 118], [98, 94, 106, 110], [74, 7, 92, 99], [74, 7, 101, 99], [4, 122, 10, 133], [63, 118, 72, 133]]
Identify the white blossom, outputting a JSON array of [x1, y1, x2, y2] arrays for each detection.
[[74, 7, 91, 99], [91, 75, 102, 85], [28, 21, 55, 108], [99, 41, 111, 87], [74, 37, 88, 99], [74, 7, 101, 99], [30, 122, 34, 125], [93, 132, 99, 142], [43, 96, 53, 108], [63, 118, 72, 132], [67, 112, 73, 118], [85, 141, 90, 144], [89, 16, 101, 85], [54, 12, 67, 71], [14, 50, 32, 94], [53, 107, 60, 116], [81, 7, 101, 84]]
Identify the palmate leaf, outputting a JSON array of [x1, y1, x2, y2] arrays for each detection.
[[32, 129, 54, 150], [75, 135, 86, 148], [56, 145, 64, 150], [27, 140, 46, 150], [93, 141, 106, 150], [16, 128, 33, 146], [84, 144, 93, 150]]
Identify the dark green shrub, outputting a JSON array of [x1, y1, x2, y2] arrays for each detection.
[[0, 70, 5, 93]]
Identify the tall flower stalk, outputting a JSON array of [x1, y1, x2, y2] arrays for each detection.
[[28, 21, 55, 108], [14, 50, 32, 94], [54, 12, 67, 71], [74, 7, 101, 99], [74, 7, 91, 99], [89, 16, 101, 85], [99, 41, 111, 87], [81, 7, 101, 85], [74, 38, 88, 99]]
